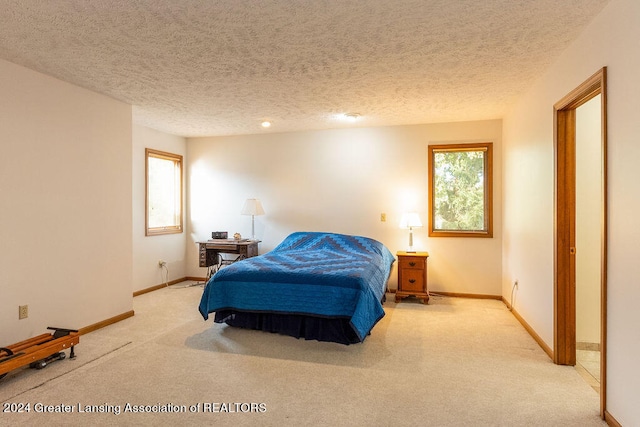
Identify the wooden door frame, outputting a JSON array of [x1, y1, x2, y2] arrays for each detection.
[[554, 67, 607, 417]]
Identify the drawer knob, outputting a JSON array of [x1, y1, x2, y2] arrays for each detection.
[[409, 279, 416, 283], [409, 262, 416, 267]]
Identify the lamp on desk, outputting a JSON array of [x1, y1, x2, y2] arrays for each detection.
[[241, 198, 265, 240], [399, 212, 422, 252]]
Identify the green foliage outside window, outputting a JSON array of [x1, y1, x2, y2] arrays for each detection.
[[433, 150, 485, 230], [428, 143, 492, 237]]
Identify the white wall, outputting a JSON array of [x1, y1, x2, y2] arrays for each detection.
[[575, 95, 602, 346], [0, 59, 133, 344], [502, 0, 640, 423], [186, 120, 502, 295], [132, 125, 187, 292]]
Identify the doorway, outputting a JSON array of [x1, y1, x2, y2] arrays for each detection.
[[554, 67, 607, 417], [575, 94, 602, 393]]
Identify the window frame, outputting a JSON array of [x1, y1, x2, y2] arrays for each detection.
[[145, 148, 183, 236], [428, 142, 493, 238]]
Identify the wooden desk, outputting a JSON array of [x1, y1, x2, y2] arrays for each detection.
[[197, 240, 260, 268]]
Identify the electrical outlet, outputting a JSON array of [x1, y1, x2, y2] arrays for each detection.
[[158, 260, 166, 267], [380, 213, 386, 222], [19, 305, 28, 320]]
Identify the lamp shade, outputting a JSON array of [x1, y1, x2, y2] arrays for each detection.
[[399, 212, 422, 229], [241, 198, 265, 216]]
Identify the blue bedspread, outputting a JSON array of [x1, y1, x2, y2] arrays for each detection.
[[198, 232, 395, 342]]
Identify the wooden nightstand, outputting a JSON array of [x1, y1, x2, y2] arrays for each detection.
[[395, 251, 429, 304]]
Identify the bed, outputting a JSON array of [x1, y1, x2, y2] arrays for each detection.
[[198, 231, 395, 344]]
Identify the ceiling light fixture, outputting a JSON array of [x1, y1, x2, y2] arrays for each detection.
[[343, 113, 360, 122], [261, 121, 271, 128]]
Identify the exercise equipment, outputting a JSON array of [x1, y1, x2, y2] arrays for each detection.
[[0, 327, 79, 380]]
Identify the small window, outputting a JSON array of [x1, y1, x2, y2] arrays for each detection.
[[428, 142, 493, 237], [145, 148, 183, 236]]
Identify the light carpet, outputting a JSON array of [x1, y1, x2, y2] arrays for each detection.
[[0, 282, 605, 426]]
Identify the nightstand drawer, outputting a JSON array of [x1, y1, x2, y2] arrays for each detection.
[[396, 251, 429, 304], [401, 269, 424, 292], [399, 257, 425, 270]]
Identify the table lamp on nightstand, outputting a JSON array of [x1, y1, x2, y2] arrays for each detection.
[[241, 198, 265, 240], [399, 212, 422, 252]]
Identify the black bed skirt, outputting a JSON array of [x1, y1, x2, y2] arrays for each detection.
[[213, 310, 361, 345]]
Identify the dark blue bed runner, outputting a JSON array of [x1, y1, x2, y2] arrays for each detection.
[[198, 232, 395, 342]]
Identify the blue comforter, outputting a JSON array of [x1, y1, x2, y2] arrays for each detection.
[[198, 232, 395, 342]]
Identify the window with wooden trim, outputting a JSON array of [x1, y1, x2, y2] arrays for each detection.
[[145, 148, 183, 236], [428, 142, 493, 237]]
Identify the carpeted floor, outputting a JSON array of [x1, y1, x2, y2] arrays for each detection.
[[0, 282, 605, 426]]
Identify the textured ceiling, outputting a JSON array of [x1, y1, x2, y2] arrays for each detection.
[[0, 0, 610, 137]]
